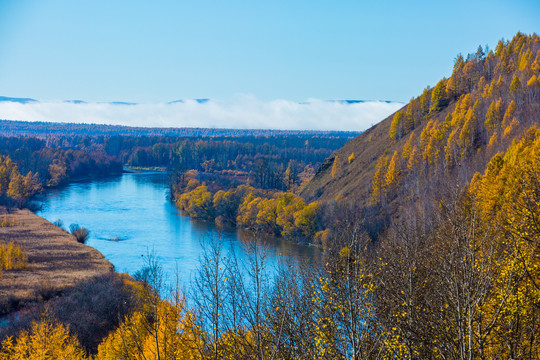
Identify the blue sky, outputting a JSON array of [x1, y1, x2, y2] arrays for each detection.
[[0, 0, 538, 104]]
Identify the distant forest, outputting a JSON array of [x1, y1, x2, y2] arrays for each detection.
[[0, 121, 356, 208], [0, 119, 359, 138]]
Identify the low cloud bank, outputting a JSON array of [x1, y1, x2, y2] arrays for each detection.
[[0, 96, 403, 131]]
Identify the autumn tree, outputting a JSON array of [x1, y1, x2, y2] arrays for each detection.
[[0, 316, 87, 360], [371, 155, 389, 204], [390, 111, 405, 140], [447, 54, 466, 99], [484, 98, 504, 132], [331, 156, 342, 178], [348, 152, 355, 164], [420, 86, 431, 115], [276, 193, 305, 238], [471, 127, 540, 357], [385, 151, 401, 194], [97, 253, 201, 360], [510, 74, 522, 92], [47, 159, 68, 187], [430, 78, 448, 113], [401, 132, 416, 163], [294, 201, 321, 239], [316, 224, 382, 359], [7, 171, 41, 208]]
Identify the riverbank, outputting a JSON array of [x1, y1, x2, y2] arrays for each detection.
[[0, 206, 113, 312]]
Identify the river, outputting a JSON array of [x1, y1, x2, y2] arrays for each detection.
[[36, 171, 320, 289]]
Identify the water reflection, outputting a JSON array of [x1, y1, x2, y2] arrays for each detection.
[[36, 172, 320, 288]]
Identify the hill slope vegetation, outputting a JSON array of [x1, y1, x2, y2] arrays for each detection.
[[302, 32, 540, 218]]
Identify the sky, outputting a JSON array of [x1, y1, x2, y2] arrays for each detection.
[[0, 0, 538, 130]]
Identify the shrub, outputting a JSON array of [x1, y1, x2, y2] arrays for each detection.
[[0, 274, 140, 354], [35, 280, 62, 301], [69, 224, 90, 244], [0, 215, 16, 228], [0, 241, 28, 270], [348, 152, 355, 164], [53, 218, 64, 229]]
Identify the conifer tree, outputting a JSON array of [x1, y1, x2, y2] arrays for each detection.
[[331, 156, 341, 178], [389, 112, 404, 140], [371, 156, 389, 203], [430, 79, 448, 113], [385, 151, 401, 190], [348, 152, 355, 164]]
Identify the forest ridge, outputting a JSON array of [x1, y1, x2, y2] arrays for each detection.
[[302, 32, 540, 208]]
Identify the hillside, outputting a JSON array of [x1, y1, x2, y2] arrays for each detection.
[[302, 32, 540, 215], [301, 106, 403, 203]]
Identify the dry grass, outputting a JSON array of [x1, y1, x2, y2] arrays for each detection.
[[0, 206, 113, 306]]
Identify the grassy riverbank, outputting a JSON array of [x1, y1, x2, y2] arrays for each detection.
[[0, 206, 113, 313]]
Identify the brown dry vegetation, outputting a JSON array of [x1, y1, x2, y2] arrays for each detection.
[[0, 206, 113, 307]]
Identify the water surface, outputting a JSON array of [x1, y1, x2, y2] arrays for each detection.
[[36, 171, 319, 287]]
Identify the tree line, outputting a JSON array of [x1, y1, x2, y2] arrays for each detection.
[[0, 119, 359, 139], [0, 128, 353, 208], [173, 180, 325, 243], [0, 155, 41, 208]]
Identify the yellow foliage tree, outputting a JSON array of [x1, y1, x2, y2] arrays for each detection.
[[47, 159, 68, 187], [487, 132, 498, 149], [484, 98, 503, 132], [0, 156, 18, 195], [7, 171, 41, 208], [419, 87, 430, 115], [401, 132, 416, 163], [348, 152, 355, 164], [371, 156, 389, 203], [510, 75, 522, 92], [385, 151, 401, 192], [0, 317, 87, 360], [236, 193, 262, 229], [0, 241, 27, 270], [407, 145, 420, 172], [471, 126, 540, 357], [331, 156, 341, 178], [255, 198, 278, 234], [389, 111, 404, 140], [96, 300, 201, 360], [501, 100, 516, 129], [430, 78, 447, 113], [177, 185, 214, 219], [526, 74, 537, 87], [294, 201, 321, 238], [276, 193, 305, 238]]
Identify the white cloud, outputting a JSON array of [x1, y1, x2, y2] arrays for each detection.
[[0, 95, 403, 131]]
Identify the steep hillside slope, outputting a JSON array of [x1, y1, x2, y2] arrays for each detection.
[[301, 107, 403, 203], [302, 32, 540, 214]]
